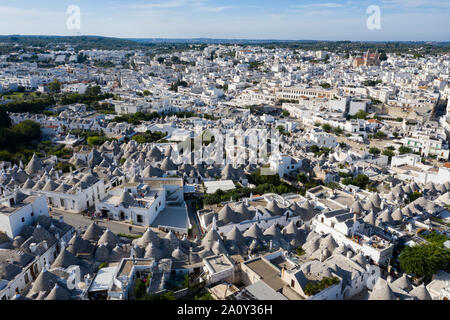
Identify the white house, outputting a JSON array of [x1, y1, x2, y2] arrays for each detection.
[[0, 193, 49, 238]]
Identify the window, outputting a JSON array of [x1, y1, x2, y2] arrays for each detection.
[[291, 280, 295, 288], [24, 274, 29, 284], [31, 212, 34, 217], [21, 217, 25, 223]]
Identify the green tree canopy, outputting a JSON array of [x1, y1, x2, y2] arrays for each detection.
[[47, 79, 61, 93], [399, 146, 412, 154], [353, 110, 368, 120], [399, 243, 449, 280], [0, 109, 12, 128]]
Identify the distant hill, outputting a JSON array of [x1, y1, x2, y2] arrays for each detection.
[[0, 35, 150, 50], [0, 35, 448, 54]]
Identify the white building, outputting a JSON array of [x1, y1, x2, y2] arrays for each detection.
[[269, 154, 303, 178], [0, 192, 49, 238], [312, 210, 394, 265]]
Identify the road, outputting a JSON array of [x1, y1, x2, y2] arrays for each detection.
[[186, 199, 203, 240], [50, 208, 147, 236]]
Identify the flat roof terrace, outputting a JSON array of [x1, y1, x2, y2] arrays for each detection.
[[151, 204, 189, 232], [245, 258, 285, 292], [204, 255, 233, 274]]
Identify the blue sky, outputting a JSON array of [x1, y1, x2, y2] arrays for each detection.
[[0, 0, 449, 40]]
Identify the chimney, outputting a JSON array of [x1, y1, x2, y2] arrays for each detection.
[[29, 243, 38, 253], [60, 240, 66, 251]]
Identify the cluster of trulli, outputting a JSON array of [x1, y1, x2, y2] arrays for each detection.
[[128, 228, 202, 264], [68, 142, 122, 169], [0, 151, 124, 196], [202, 199, 318, 232], [22, 266, 75, 300], [219, 219, 308, 254], [301, 231, 349, 262], [76, 223, 131, 264], [368, 275, 432, 300], [299, 232, 434, 300], [0, 215, 93, 300], [126, 219, 308, 265], [334, 182, 450, 230], [0, 153, 55, 189], [118, 139, 251, 182]]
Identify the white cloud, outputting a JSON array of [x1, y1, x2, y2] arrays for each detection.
[[0, 6, 60, 17], [381, 0, 450, 8], [126, 0, 209, 10], [290, 2, 345, 9], [198, 6, 235, 12]]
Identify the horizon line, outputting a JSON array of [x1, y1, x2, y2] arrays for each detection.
[[1, 34, 449, 43]]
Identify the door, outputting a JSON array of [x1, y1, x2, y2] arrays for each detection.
[[30, 264, 37, 280]]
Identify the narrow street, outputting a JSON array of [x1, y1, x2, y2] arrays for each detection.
[[186, 199, 202, 240]]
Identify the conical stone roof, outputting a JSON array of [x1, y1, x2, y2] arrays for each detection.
[[25, 154, 43, 175], [392, 274, 412, 292], [82, 223, 104, 242]]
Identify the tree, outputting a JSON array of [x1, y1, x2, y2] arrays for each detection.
[[297, 172, 308, 184], [399, 146, 412, 154], [353, 110, 368, 120], [87, 136, 107, 146], [0, 109, 12, 128], [309, 145, 320, 153], [77, 53, 87, 63], [369, 147, 380, 155], [339, 142, 347, 148], [374, 131, 387, 139], [320, 83, 331, 89], [334, 127, 343, 135], [382, 149, 395, 158], [11, 120, 41, 142], [47, 79, 61, 93], [408, 191, 422, 203], [322, 123, 332, 133], [282, 110, 290, 117], [399, 244, 449, 280], [343, 174, 371, 189], [86, 85, 101, 96], [134, 278, 147, 300]]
